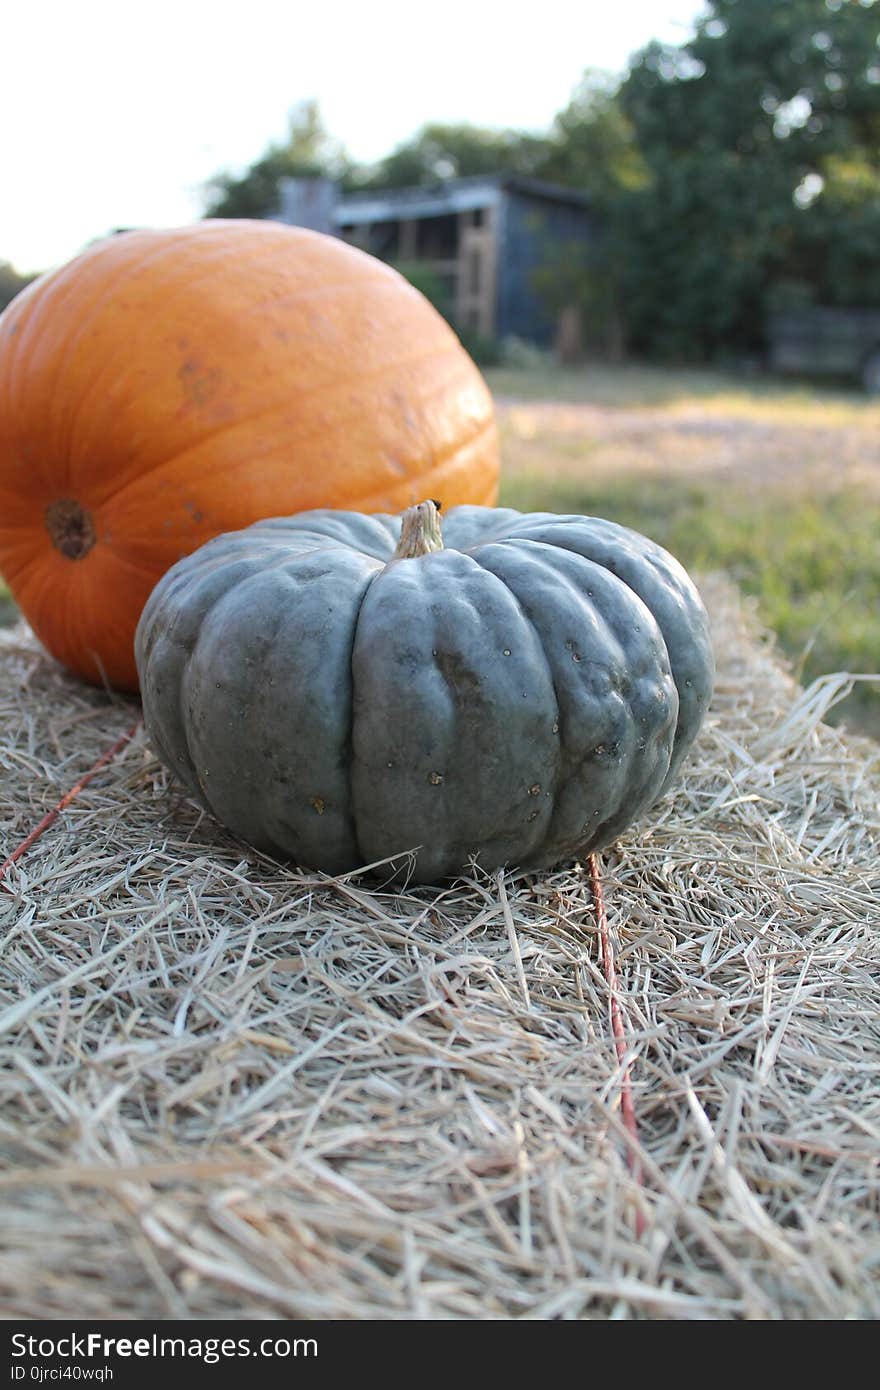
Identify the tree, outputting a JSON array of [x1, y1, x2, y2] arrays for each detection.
[[534, 69, 647, 201], [617, 0, 880, 358], [352, 122, 551, 190], [795, 154, 880, 307], [353, 87, 644, 199], [203, 100, 350, 219]]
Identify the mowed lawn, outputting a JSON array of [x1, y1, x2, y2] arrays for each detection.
[[488, 362, 880, 739], [1, 363, 878, 736]]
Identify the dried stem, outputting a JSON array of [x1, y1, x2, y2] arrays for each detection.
[[392, 499, 444, 560]]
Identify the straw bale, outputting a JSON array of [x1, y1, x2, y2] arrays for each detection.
[[1, 575, 878, 1320]]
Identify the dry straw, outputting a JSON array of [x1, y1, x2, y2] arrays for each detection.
[[1, 575, 878, 1319]]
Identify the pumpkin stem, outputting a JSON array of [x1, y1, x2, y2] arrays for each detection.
[[393, 499, 444, 560], [46, 498, 96, 560]]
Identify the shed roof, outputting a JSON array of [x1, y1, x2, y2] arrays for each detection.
[[333, 174, 591, 226]]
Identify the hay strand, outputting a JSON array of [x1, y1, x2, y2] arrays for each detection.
[[0, 718, 141, 885], [588, 849, 645, 1231]]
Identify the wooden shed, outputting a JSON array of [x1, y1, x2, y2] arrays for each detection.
[[276, 175, 598, 347]]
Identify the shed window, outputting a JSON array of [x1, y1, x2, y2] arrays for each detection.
[[416, 214, 458, 258]]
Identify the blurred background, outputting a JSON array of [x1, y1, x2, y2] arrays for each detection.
[[3, 0, 879, 732]]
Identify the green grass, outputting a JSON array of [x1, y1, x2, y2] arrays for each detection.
[[484, 361, 878, 416]]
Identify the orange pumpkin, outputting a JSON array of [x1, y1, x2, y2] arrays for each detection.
[[0, 220, 499, 690]]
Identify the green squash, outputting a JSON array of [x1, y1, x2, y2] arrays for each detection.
[[135, 502, 713, 882]]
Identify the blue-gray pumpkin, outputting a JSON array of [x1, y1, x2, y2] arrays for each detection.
[[135, 502, 713, 882]]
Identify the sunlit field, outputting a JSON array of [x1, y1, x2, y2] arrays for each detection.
[[488, 363, 880, 739]]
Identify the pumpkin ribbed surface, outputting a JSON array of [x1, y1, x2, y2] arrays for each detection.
[[0, 221, 499, 690], [136, 504, 714, 884]]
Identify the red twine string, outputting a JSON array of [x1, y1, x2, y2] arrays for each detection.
[[588, 850, 646, 1234], [0, 718, 142, 887]]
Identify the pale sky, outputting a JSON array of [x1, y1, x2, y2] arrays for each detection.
[[4, 0, 706, 274]]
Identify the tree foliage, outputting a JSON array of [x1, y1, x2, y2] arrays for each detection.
[[338, 75, 643, 201], [203, 101, 350, 219], [534, 70, 647, 202], [352, 122, 551, 190], [617, 0, 880, 357], [797, 154, 880, 306]]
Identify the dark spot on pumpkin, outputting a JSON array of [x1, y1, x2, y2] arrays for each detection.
[[434, 647, 481, 698], [179, 357, 223, 407], [45, 499, 96, 560]]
